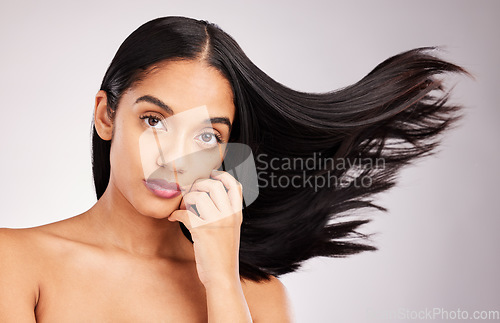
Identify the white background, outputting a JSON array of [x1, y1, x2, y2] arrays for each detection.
[[0, 1, 498, 322]]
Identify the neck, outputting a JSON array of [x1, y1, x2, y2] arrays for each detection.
[[83, 180, 195, 262]]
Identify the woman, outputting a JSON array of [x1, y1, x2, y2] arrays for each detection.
[[0, 16, 469, 322]]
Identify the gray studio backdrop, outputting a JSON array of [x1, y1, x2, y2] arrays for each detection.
[[1, 1, 498, 322]]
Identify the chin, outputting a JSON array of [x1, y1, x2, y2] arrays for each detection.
[[135, 196, 182, 220]]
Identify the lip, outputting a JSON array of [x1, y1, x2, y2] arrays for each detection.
[[143, 179, 182, 199]]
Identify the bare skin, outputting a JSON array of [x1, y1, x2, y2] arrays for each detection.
[[0, 60, 293, 322], [0, 217, 292, 322]]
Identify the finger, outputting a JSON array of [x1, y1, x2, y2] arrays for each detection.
[[182, 191, 220, 222], [179, 197, 186, 210], [210, 170, 243, 215], [168, 209, 205, 229], [189, 178, 233, 214]]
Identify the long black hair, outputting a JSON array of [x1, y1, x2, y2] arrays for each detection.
[[92, 16, 470, 282]]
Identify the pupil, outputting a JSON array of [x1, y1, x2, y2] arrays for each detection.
[[202, 133, 212, 142], [149, 118, 158, 126]]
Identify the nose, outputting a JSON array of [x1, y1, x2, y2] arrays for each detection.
[[156, 135, 190, 175]]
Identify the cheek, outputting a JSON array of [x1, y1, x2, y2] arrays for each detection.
[[187, 148, 223, 173], [110, 127, 143, 181], [139, 130, 162, 180], [173, 147, 224, 190]]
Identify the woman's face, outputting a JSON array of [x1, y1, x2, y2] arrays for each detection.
[[107, 59, 235, 219]]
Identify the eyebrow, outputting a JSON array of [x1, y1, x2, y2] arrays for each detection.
[[135, 95, 232, 132]]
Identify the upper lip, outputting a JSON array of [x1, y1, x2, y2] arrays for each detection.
[[145, 178, 181, 191]]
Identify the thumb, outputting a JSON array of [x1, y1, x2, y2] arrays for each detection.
[[168, 209, 204, 229], [168, 197, 186, 223], [179, 197, 187, 210]]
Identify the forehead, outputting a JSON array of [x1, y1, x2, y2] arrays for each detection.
[[126, 60, 235, 122]]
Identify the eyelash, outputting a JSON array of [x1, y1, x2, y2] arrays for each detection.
[[139, 113, 225, 144], [139, 113, 166, 129]]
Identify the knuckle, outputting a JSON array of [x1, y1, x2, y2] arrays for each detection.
[[215, 181, 226, 191], [218, 172, 231, 181], [199, 192, 211, 201], [193, 178, 205, 185], [182, 192, 192, 202]]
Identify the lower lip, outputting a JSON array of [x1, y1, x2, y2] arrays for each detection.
[[143, 180, 182, 199]]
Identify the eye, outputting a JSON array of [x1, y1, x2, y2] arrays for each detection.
[[195, 131, 223, 148], [140, 114, 167, 131]]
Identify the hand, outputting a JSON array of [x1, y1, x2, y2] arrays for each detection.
[[168, 169, 244, 288]]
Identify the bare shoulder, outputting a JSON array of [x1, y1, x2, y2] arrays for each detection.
[[241, 275, 295, 323], [0, 226, 46, 262], [0, 218, 83, 288], [0, 225, 47, 244], [0, 227, 44, 321], [0, 216, 89, 265], [0, 217, 78, 252], [0, 226, 50, 283], [0, 219, 85, 321]]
